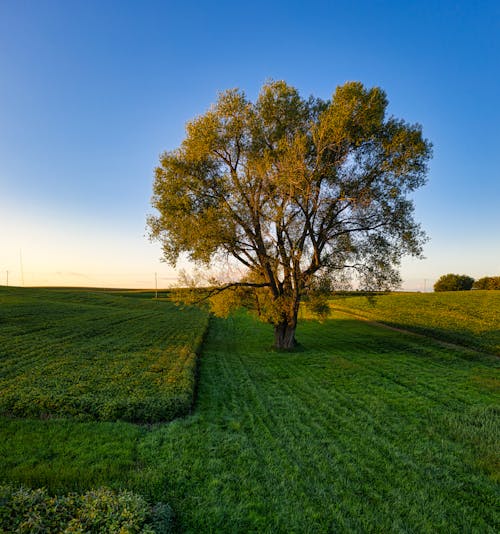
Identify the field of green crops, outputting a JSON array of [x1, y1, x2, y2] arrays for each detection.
[[328, 290, 500, 355], [0, 287, 208, 422], [0, 288, 499, 532]]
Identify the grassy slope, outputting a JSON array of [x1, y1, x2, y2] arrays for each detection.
[[328, 290, 500, 355], [1, 309, 499, 532], [0, 287, 208, 422]]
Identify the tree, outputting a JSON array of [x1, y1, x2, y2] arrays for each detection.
[[148, 81, 431, 349], [434, 273, 474, 292], [473, 276, 500, 290]]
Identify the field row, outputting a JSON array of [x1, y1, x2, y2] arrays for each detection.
[[0, 288, 209, 422]]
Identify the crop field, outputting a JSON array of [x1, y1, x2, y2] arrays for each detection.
[[327, 290, 500, 355], [1, 289, 499, 532], [0, 287, 208, 422]]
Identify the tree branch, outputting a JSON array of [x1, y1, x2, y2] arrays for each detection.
[[186, 281, 271, 304]]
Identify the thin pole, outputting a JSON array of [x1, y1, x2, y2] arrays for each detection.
[[19, 250, 24, 287], [155, 272, 158, 299]]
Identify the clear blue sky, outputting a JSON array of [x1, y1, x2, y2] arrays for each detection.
[[1, 0, 498, 289]]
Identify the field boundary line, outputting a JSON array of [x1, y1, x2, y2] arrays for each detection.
[[331, 306, 499, 359]]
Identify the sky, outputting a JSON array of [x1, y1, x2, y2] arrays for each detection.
[[0, 0, 498, 290]]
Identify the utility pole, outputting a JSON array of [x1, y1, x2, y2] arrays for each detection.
[[19, 250, 24, 287], [155, 272, 158, 299], [423, 279, 428, 292]]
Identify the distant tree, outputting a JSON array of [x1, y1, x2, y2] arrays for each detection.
[[434, 273, 474, 292], [149, 80, 431, 349], [473, 276, 500, 290]]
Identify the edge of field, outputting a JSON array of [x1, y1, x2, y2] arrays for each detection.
[[0, 288, 211, 424]]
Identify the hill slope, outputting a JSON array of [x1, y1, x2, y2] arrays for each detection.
[[327, 290, 500, 355]]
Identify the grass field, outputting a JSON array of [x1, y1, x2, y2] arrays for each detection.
[[327, 290, 500, 355], [1, 289, 499, 532], [0, 287, 208, 422]]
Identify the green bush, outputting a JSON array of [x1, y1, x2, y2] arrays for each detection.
[[0, 485, 173, 533], [306, 293, 331, 322], [434, 273, 474, 292], [473, 276, 500, 290]]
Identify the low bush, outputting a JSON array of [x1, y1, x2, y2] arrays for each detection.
[[473, 276, 500, 290], [0, 485, 173, 533], [306, 293, 331, 322], [434, 273, 474, 291]]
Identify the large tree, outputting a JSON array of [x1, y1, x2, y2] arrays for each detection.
[[148, 81, 431, 348]]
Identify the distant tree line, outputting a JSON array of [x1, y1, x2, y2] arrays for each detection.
[[434, 274, 500, 292], [473, 276, 500, 290]]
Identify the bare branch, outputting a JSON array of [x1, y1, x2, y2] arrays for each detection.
[[186, 281, 271, 304]]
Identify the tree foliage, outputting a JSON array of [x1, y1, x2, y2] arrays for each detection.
[[434, 273, 475, 292], [473, 276, 500, 290], [149, 81, 431, 348]]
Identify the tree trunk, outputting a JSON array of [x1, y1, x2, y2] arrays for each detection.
[[274, 322, 297, 350]]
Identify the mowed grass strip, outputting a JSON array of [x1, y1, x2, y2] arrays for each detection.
[[327, 290, 500, 355], [135, 312, 499, 532], [0, 287, 208, 422]]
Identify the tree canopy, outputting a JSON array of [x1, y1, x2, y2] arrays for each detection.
[[472, 276, 500, 290], [434, 273, 475, 292], [149, 81, 432, 348]]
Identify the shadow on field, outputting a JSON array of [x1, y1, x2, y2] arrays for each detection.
[[326, 291, 500, 356], [220, 311, 497, 362]]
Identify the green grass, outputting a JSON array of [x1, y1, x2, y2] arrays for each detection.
[[1, 302, 498, 532], [0, 287, 209, 422], [327, 290, 500, 355]]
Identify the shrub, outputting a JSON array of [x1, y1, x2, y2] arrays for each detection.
[[0, 485, 173, 533], [307, 294, 331, 322], [434, 273, 474, 292], [473, 276, 500, 290]]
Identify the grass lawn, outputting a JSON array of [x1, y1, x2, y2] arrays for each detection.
[[1, 295, 498, 532], [327, 290, 500, 355]]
